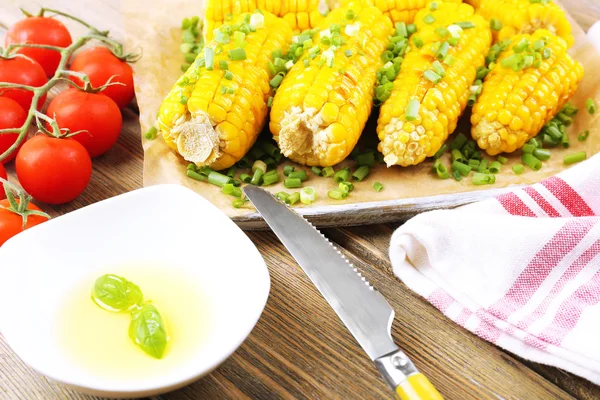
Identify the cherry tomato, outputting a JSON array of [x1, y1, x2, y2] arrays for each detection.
[[5, 16, 72, 77], [0, 97, 27, 163], [69, 46, 135, 108], [47, 88, 122, 157], [0, 198, 48, 246], [16, 135, 92, 204], [0, 56, 47, 110], [0, 164, 6, 199]]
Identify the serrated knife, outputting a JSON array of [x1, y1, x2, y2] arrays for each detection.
[[244, 186, 443, 399]]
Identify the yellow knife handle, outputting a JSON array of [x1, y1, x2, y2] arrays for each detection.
[[395, 373, 443, 400], [375, 350, 444, 400]]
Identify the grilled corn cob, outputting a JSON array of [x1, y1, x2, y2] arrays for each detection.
[[334, 0, 463, 24], [204, 0, 326, 40], [377, 2, 492, 166], [270, 5, 393, 167], [158, 11, 293, 170], [466, 0, 573, 47], [471, 29, 583, 155]]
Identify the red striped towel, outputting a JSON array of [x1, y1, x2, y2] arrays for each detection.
[[390, 153, 600, 383]]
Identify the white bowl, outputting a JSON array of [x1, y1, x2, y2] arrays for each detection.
[[0, 184, 270, 398]]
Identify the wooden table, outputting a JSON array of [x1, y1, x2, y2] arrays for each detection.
[[1, 1, 600, 399]]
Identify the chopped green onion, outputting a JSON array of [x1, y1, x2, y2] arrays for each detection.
[[433, 143, 447, 160], [355, 152, 375, 167], [283, 165, 295, 176], [285, 192, 300, 205], [373, 182, 384, 192], [546, 125, 562, 141], [205, 47, 215, 70], [186, 169, 207, 182], [450, 133, 468, 150], [522, 153, 542, 171], [436, 41, 449, 60], [477, 158, 489, 173], [328, 189, 348, 200], [456, 21, 475, 29], [284, 177, 302, 188], [424, 69, 442, 84], [228, 47, 247, 61], [586, 98, 596, 114], [288, 170, 308, 181], [219, 60, 229, 70], [443, 55, 455, 66], [501, 53, 524, 70], [435, 26, 449, 38], [262, 170, 280, 186], [405, 97, 420, 121], [208, 171, 233, 187], [352, 165, 370, 181], [490, 18, 502, 31], [345, 49, 353, 57], [452, 160, 471, 177], [311, 166, 322, 176], [578, 130, 590, 142], [451, 169, 463, 181], [532, 39, 545, 51], [214, 31, 231, 44], [489, 161, 502, 174], [224, 70, 234, 80], [300, 187, 317, 204], [226, 166, 237, 178], [423, 14, 436, 24], [529, 138, 541, 148], [231, 198, 245, 209], [239, 173, 251, 183], [270, 73, 285, 88], [322, 166, 335, 177], [407, 24, 417, 36], [471, 171, 495, 185], [144, 126, 158, 140], [339, 181, 354, 193], [252, 160, 267, 173], [564, 151, 586, 165], [430, 1, 439, 10], [522, 143, 536, 154], [250, 169, 264, 185], [432, 61, 446, 77], [468, 159, 480, 169], [513, 38, 529, 53], [512, 164, 525, 174], [346, 9, 356, 20], [276, 192, 290, 201], [451, 149, 465, 163], [433, 159, 450, 179], [261, 142, 280, 158], [222, 183, 243, 198], [396, 22, 408, 38], [533, 148, 551, 161], [412, 36, 424, 48], [497, 155, 508, 164], [334, 168, 350, 183]]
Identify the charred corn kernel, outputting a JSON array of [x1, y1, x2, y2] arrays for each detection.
[[158, 12, 293, 170], [377, 2, 492, 167], [337, 0, 462, 24], [270, 5, 393, 167], [465, 0, 573, 47], [471, 29, 583, 155], [204, 0, 325, 39]]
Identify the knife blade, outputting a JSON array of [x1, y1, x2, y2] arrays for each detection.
[[244, 186, 443, 399]]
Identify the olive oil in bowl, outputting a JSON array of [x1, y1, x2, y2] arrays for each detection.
[[57, 263, 211, 383]]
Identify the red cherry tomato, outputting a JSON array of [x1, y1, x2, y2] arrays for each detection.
[[69, 46, 135, 108], [0, 198, 48, 246], [46, 88, 122, 158], [16, 135, 92, 204], [5, 16, 72, 77], [0, 163, 6, 199], [0, 56, 47, 110], [0, 97, 28, 163]]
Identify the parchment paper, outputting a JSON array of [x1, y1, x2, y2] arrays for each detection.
[[122, 0, 600, 219]]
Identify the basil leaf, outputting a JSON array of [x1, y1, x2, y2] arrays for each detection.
[[129, 304, 168, 359], [92, 274, 143, 312]]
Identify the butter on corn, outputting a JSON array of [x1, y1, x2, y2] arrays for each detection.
[[204, 0, 326, 40], [377, 2, 492, 167], [157, 11, 293, 171], [471, 29, 583, 155], [269, 5, 393, 167], [465, 0, 574, 47]]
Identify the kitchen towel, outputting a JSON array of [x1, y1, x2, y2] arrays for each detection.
[[390, 153, 600, 384]]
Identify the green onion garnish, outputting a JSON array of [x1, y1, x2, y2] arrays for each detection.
[[564, 151, 586, 165], [430, 1, 439, 10], [435, 26, 449, 38], [456, 21, 475, 29], [451, 148, 465, 163], [214, 31, 231, 44], [412, 36, 424, 48], [222, 183, 243, 198], [355, 152, 375, 167], [532, 39, 545, 51], [468, 159, 480, 169], [234, 31, 246, 47], [533, 148, 551, 161], [451, 169, 463, 181], [284, 178, 302, 188], [345, 49, 353, 57], [513, 38, 529, 53], [276, 192, 290, 201], [288, 170, 308, 182], [283, 165, 295, 176], [285, 192, 300, 205], [322, 166, 335, 177], [208, 171, 233, 187], [352, 165, 371, 181], [396, 22, 408, 38], [373, 182, 384, 192], [497, 156, 508, 164], [489, 161, 502, 174], [346, 9, 356, 20], [219, 60, 229, 70], [252, 159, 267, 173], [205, 47, 215, 70], [262, 170, 280, 186], [424, 69, 442, 84], [405, 97, 420, 121], [300, 187, 317, 204], [452, 160, 471, 177], [186, 169, 207, 182], [522, 153, 542, 171], [270, 73, 285, 88], [448, 37, 459, 47], [432, 61, 446, 77], [334, 167, 350, 183], [512, 164, 525, 174], [542, 48, 552, 59], [239, 173, 251, 183], [433, 159, 450, 179], [578, 130, 590, 141], [407, 24, 417, 36], [477, 158, 489, 173], [339, 181, 354, 193], [490, 18, 502, 31], [472, 172, 496, 185], [586, 98, 596, 114], [224, 70, 234, 80], [228, 47, 247, 61], [436, 42, 449, 60], [433, 144, 447, 160], [443, 55, 455, 66], [144, 126, 158, 140], [311, 166, 322, 176], [501, 53, 524, 70], [328, 189, 348, 200], [232, 199, 244, 208], [423, 14, 436, 24]]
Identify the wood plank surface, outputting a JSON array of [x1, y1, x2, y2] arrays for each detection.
[[0, 1, 599, 399]]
